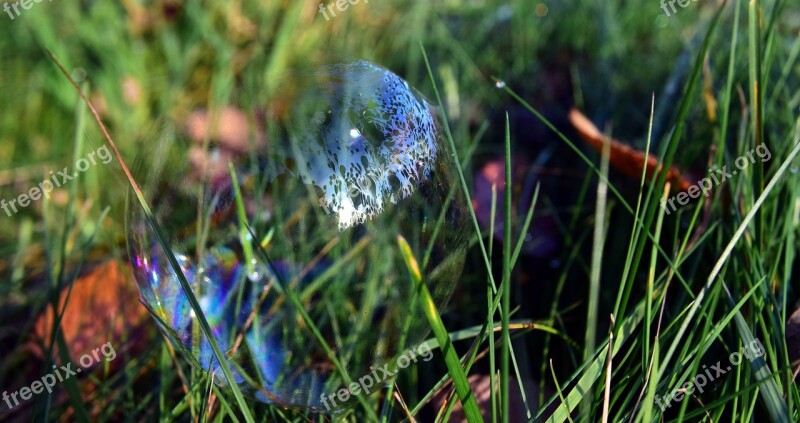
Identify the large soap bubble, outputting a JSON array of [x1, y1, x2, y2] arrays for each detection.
[[126, 60, 469, 412]]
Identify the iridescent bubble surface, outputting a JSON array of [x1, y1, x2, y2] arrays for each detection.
[[126, 61, 469, 412]]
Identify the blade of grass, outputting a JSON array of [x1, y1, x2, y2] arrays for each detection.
[[549, 359, 575, 423], [501, 112, 512, 423], [656, 136, 800, 393], [583, 119, 611, 415], [612, 2, 729, 325], [539, 300, 646, 423], [42, 81, 90, 423], [489, 183, 498, 423], [723, 281, 789, 421], [632, 182, 670, 423], [47, 50, 257, 423], [419, 42, 498, 294], [601, 315, 614, 423], [397, 235, 482, 423]]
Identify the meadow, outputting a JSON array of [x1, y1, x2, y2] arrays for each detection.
[[1, 0, 799, 422]]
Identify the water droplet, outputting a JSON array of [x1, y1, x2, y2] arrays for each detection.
[[71, 68, 87, 82], [126, 61, 469, 412], [495, 80, 506, 89]]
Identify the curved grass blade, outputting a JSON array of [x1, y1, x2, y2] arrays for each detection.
[[47, 50, 257, 423]]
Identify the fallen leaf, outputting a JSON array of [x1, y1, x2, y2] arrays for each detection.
[[568, 108, 692, 192], [30, 259, 150, 366]]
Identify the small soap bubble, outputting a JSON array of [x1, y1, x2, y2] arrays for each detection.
[[495, 80, 506, 89]]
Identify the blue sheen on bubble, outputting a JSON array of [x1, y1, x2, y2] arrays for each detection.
[[127, 60, 469, 412]]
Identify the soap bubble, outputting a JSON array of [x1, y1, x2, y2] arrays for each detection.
[[126, 61, 469, 412]]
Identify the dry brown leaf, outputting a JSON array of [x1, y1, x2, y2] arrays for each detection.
[[568, 108, 692, 192], [30, 259, 150, 365]]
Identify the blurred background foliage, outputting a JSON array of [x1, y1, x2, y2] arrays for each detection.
[[0, 0, 765, 253]]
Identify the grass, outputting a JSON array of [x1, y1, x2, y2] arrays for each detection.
[[1, 0, 800, 422]]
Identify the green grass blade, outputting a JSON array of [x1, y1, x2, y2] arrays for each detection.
[[501, 112, 512, 423], [724, 282, 789, 421], [47, 50, 257, 423], [419, 42, 499, 294], [657, 137, 800, 383], [583, 124, 611, 414], [397, 235, 482, 423]]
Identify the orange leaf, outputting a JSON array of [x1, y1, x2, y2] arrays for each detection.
[[31, 259, 150, 364], [568, 108, 691, 192]]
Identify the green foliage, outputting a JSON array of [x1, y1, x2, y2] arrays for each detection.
[[1, 0, 799, 421]]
